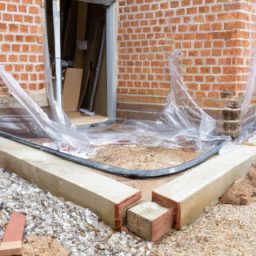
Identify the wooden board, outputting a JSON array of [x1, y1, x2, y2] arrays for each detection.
[[62, 0, 78, 60], [93, 44, 107, 116], [73, 1, 88, 69], [65, 111, 109, 126], [78, 4, 105, 108], [62, 68, 83, 112]]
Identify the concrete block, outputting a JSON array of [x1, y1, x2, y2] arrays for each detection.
[[127, 202, 174, 242], [153, 145, 256, 230], [0, 137, 141, 230]]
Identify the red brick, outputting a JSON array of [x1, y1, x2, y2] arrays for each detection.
[[1, 213, 25, 243], [7, 4, 17, 12]]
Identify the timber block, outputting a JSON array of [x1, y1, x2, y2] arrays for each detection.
[[0, 137, 141, 231], [153, 145, 256, 230], [127, 202, 174, 242]]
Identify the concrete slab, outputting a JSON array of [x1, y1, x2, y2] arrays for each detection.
[[0, 137, 141, 230], [127, 202, 174, 242], [153, 146, 256, 230]]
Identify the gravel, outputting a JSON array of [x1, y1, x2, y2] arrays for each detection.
[[154, 202, 256, 255], [1, 167, 256, 256], [0, 168, 152, 256]]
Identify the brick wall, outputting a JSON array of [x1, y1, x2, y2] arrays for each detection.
[[116, 0, 256, 136], [0, 0, 45, 96]]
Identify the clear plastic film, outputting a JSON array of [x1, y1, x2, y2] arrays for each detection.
[[0, 49, 230, 159]]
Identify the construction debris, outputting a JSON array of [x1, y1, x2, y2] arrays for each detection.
[[0, 212, 26, 256], [22, 235, 69, 256], [220, 179, 256, 205]]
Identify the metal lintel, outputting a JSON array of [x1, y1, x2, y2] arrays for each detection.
[[77, 0, 116, 6]]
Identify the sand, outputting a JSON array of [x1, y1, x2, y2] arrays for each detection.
[[22, 235, 69, 256], [89, 145, 201, 170]]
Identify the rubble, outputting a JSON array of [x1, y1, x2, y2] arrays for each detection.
[[220, 179, 256, 205]]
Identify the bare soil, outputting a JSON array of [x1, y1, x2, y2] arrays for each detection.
[[22, 235, 69, 256], [249, 166, 256, 186], [220, 179, 256, 205], [89, 145, 201, 170]]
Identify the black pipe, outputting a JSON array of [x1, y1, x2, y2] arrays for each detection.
[[0, 131, 228, 178]]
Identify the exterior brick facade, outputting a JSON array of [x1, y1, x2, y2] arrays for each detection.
[[0, 0, 256, 137], [116, 0, 256, 137], [0, 0, 45, 96]]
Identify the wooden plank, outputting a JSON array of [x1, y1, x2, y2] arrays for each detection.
[[0, 241, 22, 256], [65, 111, 109, 126], [93, 44, 107, 116], [0, 213, 26, 256], [78, 4, 105, 108], [62, 68, 83, 112], [62, 0, 78, 60], [78, 0, 115, 6], [73, 2, 88, 69]]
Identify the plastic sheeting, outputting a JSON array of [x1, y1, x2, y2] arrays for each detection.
[[0, 49, 230, 158]]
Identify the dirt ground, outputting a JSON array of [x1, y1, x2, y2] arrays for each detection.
[[22, 235, 69, 256], [220, 179, 256, 205], [219, 166, 256, 206], [89, 145, 201, 170]]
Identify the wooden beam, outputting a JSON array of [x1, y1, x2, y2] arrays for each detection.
[[77, 0, 115, 6], [73, 2, 88, 69]]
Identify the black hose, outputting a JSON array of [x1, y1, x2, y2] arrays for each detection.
[[0, 131, 228, 178]]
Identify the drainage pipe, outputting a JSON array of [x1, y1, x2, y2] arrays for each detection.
[[0, 131, 228, 178]]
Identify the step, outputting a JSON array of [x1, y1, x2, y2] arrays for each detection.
[[153, 145, 256, 230]]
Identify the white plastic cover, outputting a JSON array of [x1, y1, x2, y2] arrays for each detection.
[[0, 50, 230, 158]]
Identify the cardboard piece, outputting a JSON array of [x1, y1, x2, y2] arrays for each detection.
[[66, 112, 109, 126], [62, 68, 83, 112]]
